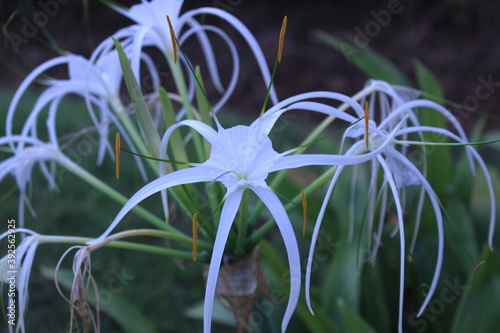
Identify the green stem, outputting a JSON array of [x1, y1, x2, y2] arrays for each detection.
[[246, 165, 338, 247], [60, 156, 185, 237], [109, 95, 159, 174], [167, 57, 206, 162], [39, 229, 210, 261]]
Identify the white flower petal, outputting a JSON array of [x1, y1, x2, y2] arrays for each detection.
[[251, 186, 301, 332], [183, 7, 278, 104], [203, 189, 244, 333], [90, 167, 213, 243], [376, 155, 406, 333]]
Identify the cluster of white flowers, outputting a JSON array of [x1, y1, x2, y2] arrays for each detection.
[[0, 1, 496, 333]]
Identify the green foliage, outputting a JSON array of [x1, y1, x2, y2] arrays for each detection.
[[452, 247, 500, 333], [414, 59, 452, 198], [114, 38, 161, 157]]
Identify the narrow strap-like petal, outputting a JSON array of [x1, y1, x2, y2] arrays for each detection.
[[255, 100, 359, 136], [183, 7, 278, 105], [305, 163, 346, 313], [203, 189, 244, 333], [89, 167, 213, 243], [376, 155, 406, 333], [251, 186, 301, 333]]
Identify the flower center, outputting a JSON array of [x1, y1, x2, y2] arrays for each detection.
[[203, 125, 280, 190]]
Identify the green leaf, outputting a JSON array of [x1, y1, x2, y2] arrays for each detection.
[[321, 242, 363, 319], [184, 300, 236, 327], [259, 240, 340, 333], [337, 298, 377, 333], [316, 30, 409, 86], [41, 266, 159, 333], [360, 262, 390, 332], [414, 59, 452, 198], [194, 66, 213, 158], [451, 247, 500, 333], [158, 86, 188, 167], [443, 197, 479, 277], [113, 38, 161, 157]]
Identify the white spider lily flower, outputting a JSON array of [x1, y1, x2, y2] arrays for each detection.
[[302, 91, 496, 333], [85, 89, 400, 332], [105, 0, 277, 108], [0, 136, 72, 227], [6, 51, 149, 179], [0, 229, 40, 333], [0, 230, 91, 333]]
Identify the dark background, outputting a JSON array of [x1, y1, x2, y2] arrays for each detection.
[[0, 2, 499, 331], [1, 0, 499, 121]]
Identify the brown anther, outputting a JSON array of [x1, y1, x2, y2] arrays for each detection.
[[166, 15, 178, 63], [278, 16, 287, 62], [115, 132, 121, 179]]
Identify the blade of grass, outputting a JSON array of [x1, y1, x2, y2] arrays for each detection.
[[113, 38, 161, 157]]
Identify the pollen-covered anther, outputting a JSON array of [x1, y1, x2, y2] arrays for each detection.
[[115, 132, 121, 179], [166, 15, 178, 63], [278, 16, 287, 62], [192, 213, 198, 262]]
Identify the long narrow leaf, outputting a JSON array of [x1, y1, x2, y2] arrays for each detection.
[[451, 247, 500, 333], [113, 38, 161, 157]]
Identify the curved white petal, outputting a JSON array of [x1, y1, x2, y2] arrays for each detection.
[[90, 167, 213, 243], [181, 18, 225, 93], [6, 56, 74, 144], [183, 7, 279, 104], [254, 100, 359, 140], [257, 91, 364, 135], [251, 186, 300, 332], [179, 24, 240, 111], [305, 163, 346, 314], [203, 189, 244, 333], [397, 125, 496, 248], [386, 148, 444, 318], [271, 140, 376, 171], [376, 155, 406, 333]]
